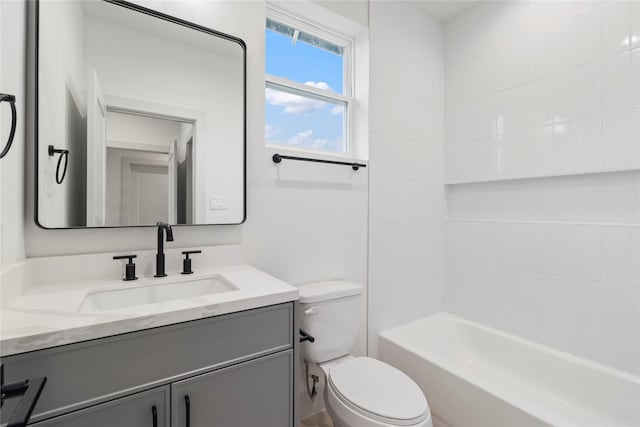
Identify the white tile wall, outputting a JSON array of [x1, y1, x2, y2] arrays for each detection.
[[368, 1, 445, 356], [444, 1, 640, 376], [445, 0, 640, 184], [444, 219, 640, 374], [447, 171, 640, 224]]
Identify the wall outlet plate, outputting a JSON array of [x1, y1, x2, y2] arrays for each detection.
[[209, 196, 228, 210]]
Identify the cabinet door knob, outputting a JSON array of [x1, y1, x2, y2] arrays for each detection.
[[184, 395, 191, 427], [151, 405, 158, 427]]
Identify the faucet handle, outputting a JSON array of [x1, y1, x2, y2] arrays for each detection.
[[113, 255, 138, 281], [181, 250, 201, 275]]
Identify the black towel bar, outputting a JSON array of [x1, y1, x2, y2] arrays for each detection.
[[272, 153, 367, 171]]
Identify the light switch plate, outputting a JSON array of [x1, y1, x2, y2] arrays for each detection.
[[209, 196, 228, 210]]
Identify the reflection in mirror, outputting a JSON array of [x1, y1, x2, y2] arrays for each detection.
[[35, 0, 245, 228], [105, 111, 194, 226]]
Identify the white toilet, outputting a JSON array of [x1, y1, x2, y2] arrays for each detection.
[[299, 281, 433, 427]]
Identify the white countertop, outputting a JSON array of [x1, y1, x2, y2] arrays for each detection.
[[0, 264, 299, 357]]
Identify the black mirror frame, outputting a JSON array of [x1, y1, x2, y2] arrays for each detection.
[[32, 0, 247, 230]]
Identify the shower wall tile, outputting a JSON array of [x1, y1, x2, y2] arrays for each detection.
[[603, 0, 632, 57], [603, 108, 636, 170], [443, 0, 640, 374], [603, 51, 632, 112], [444, 170, 639, 375], [445, 0, 640, 184], [553, 2, 602, 70], [632, 49, 640, 107], [444, 218, 640, 375], [446, 171, 640, 224], [602, 227, 640, 288]]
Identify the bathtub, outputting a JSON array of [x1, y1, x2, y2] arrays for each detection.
[[379, 313, 640, 427]]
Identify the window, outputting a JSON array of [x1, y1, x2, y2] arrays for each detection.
[[265, 10, 353, 155]]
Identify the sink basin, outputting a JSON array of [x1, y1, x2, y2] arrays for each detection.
[[78, 276, 237, 313]]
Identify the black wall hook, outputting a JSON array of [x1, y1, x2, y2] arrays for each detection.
[[48, 145, 69, 184], [0, 93, 17, 159]]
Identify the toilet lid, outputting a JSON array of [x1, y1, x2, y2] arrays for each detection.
[[328, 357, 428, 424]]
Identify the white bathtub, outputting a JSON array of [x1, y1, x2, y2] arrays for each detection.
[[379, 313, 640, 427]]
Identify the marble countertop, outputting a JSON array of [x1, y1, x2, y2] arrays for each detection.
[[0, 264, 299, 357]]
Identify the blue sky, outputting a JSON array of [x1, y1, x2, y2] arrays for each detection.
[[265, 28, 346, 153]]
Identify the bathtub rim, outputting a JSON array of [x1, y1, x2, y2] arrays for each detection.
[[379, 312, 640, 427], [380, 312, 640, 384]]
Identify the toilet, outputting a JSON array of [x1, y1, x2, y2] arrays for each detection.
[[299, 281, 433, 427]]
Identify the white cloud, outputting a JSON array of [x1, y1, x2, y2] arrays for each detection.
[[266, 88, 323, 114], [287, 130, 314, 145], [265, 81, 334, 115], [268, 130, 337, 151], [304, 81, 331, 91], [265, 123, 280, 139], [330, 105, 343, 115]]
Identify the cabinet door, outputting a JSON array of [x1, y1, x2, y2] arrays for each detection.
[[30, 386, 169, 427], [172, 350, 292, 427]]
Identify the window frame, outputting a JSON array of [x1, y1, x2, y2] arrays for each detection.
[[265, 7, 355, 157]]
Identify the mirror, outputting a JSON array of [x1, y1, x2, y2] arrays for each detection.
[[35, 0, 246, 228]]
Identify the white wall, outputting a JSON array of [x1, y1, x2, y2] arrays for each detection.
[[0, 0, 27, 267], [106, 111, 183, 150], [444, 1, 640, 375], [3, 2, 370, 419], [312, 0, 368, 30], [368, 1, 445, 356], [243, 0, 369, 419]]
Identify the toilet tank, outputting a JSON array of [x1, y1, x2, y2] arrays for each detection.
[[298, 281, 363, 363]]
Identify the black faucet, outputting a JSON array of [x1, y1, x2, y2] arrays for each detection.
[[155, 222, 174, 277]]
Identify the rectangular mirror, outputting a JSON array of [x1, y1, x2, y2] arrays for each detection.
[[35, 0, 246, 228]]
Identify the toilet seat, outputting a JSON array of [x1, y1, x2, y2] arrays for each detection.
[[327, 357, 429, 426]]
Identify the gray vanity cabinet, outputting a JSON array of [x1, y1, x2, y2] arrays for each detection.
[[30, 387, 169, 427], [0, 303, 296, 427], [171, 351, 292, 427]]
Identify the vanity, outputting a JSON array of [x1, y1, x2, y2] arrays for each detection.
[[0, 0, 299, 425], [1, 264, 300, 427]]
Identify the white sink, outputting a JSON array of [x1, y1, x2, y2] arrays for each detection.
[[78, 276, 237, 313]]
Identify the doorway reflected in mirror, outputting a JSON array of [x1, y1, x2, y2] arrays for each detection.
[[104, 111, 194, 227]]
